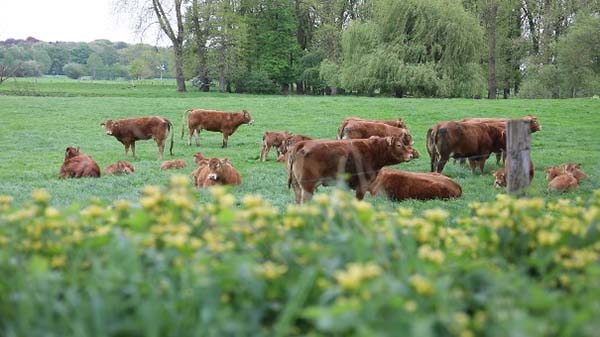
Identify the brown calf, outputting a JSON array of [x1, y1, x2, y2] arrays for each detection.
[[105, 160, 135, 175], [101, 116, 174, 160], [59, 147, 101, 179], [203, 158, 242, 187], [492, 158, 535, 188], [368, 169, 462, 201], [287, 137, 415, 203], [160, 159, 187, 170], [341, 121, 413, 146], [260, 131, 292, 161], [277, 134, 313, 163], [337, 117, 407, 139], [182, 108, 254, 148]]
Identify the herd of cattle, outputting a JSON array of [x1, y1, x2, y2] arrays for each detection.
[[59, 108, 587, 203]]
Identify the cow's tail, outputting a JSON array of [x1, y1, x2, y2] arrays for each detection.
[[287, 152, 295, 189], [181, 109, 192, 139], [167, 119, 174, 155]]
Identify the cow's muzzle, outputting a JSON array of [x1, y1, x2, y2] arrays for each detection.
[[208, 173, 218, 181], [248, 120, 255, 126]]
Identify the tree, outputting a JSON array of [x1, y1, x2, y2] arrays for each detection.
[[116, 0, 188, 91], [188, 0, 214, 91], [63, 63, 87, 79], [86, 53, 104, 79]]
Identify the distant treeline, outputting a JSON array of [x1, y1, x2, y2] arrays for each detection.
[[2, 0, 599, 98]]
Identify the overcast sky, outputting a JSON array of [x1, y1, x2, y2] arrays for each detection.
[[0, 0, 161, 44]]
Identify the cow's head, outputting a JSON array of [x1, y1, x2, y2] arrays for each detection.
[[492, 169, 507, 188], [394, 119, 407, 129], [101, 120, 115, 135], [242, 110, 254, 125], [65, 146, 80, 160], [563, 163, 582, 172], [207, 158, 227, 181], [193, 152, 207, 166], [546, 166, 563, 181], [118, 160, 135, 173], [385, 136, 415, 163], [525, 115, 541, 132]]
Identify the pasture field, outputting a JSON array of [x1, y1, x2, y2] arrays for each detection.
[[0, 78, 599, 213]]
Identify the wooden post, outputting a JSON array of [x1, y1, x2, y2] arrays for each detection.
[[507, 119, 532, 195]]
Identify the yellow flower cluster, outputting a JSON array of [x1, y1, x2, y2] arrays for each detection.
[[255, 261, 287, 280], [334, 262, 382, 290], [409, 274, 434, 296]]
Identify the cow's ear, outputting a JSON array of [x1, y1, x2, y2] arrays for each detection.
[[76, 146, 80, 152], [223, 158, 230, 164], [491, 170, 497, 175]]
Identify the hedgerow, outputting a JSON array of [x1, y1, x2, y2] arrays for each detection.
[[0, 176, 599, 336]]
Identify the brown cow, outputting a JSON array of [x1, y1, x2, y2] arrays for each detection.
[[203, 158, 242, 187], [182, 108, 254, 148], [428, 121, 505, 174], [160, 159, 187, 170], [277, 134, 313, 163], [101, 116, 174, 160], [368, 169, 462, 201], [59, 147, 101, 179], [337, 117, 407, 139], [105, 160, 135, 175], [191, 155, 211, 187], [341, 120, 414, 146], [260, 131, 292, 161], [193, 152, 208, 165], [546, 163, 586, 183], [287, 136, 415, 203], [492, 158, 535, 188], [546, 168, 578, 192]]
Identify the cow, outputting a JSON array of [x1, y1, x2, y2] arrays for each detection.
[[202, 158, 242, 187], [59, 146, 101, 179], [546, 163, 586, 183], [181, 108, 254, 148], [459, 115, 542, 165], [101, 116, 174, 160], [368, 169, 462, 201], [105, 160, 135, 175], [277, 134, 313, 163], [193, 152, 208, 166], [287, 136, 415, 203], [160, 159, 187, 170], [492, 158, 535, 188], [340, 120, 414, 146], [546, 167, 578, 192], [260, 131, 292, 161], [191, 155, 211, 188], [428, 121, 506, 174], [337, 117, 407, 139]]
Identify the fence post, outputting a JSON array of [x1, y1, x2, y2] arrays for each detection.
[[507, 119, 532, 195]]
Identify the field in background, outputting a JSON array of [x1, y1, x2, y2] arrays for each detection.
[[0, 78, 599, 213]]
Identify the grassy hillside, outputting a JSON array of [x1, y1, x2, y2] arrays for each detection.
[[0, 78, 599, 212]]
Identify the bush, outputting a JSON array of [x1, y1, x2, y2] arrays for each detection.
[[232, 70, 279, 94], [62, 63, 87, 79], [0, 178, 599, 336], [14, 60, 43, 77]]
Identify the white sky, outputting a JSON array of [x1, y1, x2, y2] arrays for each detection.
[[0, 0, 161, 44]]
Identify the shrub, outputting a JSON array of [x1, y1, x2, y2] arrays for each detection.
[[62, 62, 87, 79], [0, 177, 599, 336], [232, 70, 279, 94]]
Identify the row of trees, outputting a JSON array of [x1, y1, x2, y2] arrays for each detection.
[[0, 39, 174, 83]]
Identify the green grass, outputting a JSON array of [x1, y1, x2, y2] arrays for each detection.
[[1, 78, 599, 213]]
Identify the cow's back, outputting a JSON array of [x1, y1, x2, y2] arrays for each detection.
[[370, 170, 461, 200]]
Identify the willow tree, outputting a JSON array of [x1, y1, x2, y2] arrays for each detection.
[[340, 0, 484, 97]]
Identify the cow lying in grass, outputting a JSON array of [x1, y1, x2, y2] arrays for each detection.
[[368, 169, 462, 201], [60, 146, 101, 179], [546, 163, 586, 192], [160, 160, 187, 170], [105, 160, 135, 175], [191, 153, 241, 188]]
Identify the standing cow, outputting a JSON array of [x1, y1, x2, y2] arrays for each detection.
[[260, 131, 291, 161], [101, 116, 174, 160], [181, 109, 254, 148], [59, 146, 101, 179], [287, 137, 415, 203]]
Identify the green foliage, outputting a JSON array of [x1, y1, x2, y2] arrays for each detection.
[[1, 181, 599, 336], [340, 0, 484, 97], [232, 70, 279, 94], [62, 63, 87, 79]]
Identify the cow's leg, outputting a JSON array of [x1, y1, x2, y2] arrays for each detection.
[[355, 188, 366, 200], [479, 156, 489, 174], [436, 155, 449, 173], [496, 152, 502, 166], [468, 159, 477, 173], [260, 144, 271, 161], [195, 129, 201, 146], [187, 127, 194, 146], [430, 152, 437, 172], [124, 143, 130, 156], [157, 138, 165, 160], [222, 133, 229, 148], [131, 142, 136, 159]]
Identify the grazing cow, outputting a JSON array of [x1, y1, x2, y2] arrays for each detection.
[[337, 117, 407, 139], [368, 169, 462, 201], [277, 134, 313, 163], [287, 136, 415, 203], [101, 116, 174, 160], [105, 160, 135, 175], [59, 147, 101, 179], [203, 158, 242, 187], [260, 131, 292, 161], [341, 121, 414, 146], [492, 158, 535, 188], [181, 108, 254, 148], [428, 121, 505, 174], [160, 159, 187, 170]]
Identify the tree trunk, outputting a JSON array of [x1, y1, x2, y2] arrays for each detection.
[[191, 0, 211, 92], [174, 44, 186, 92], [219, 46, 226, 93], [331, 86, 338, 96], [487, 3, 498, 99]]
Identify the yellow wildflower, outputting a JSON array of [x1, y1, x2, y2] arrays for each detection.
[[51, 255, 67, 268], [44, 207, 60, 218], [170, 174, 189, 188], [423, 208, 448, 223], [404, 300, 417, 312], [256, 261, 287, 280], [81, 205, 105, 217], [335, 262, 382, 290], [409, 274, 434, 296], [32, 189, 50, 203], [537, 230, 560, 246]]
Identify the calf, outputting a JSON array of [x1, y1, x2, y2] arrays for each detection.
[[160, 159, 187, 170], [277, 134, 313, 163], [547, 170, 578, 192], [287, 136, 415, 203], [368, 169, 462, 201], [260, 131, 292, 161], [191, 155, 211, 187], [59, 147, 101, 179], [101, 116, 174, 160], [428, 121, 505, 174], [203, 158, 242, 187], [492, 158, 535, 188], [341, 120, 413, 146], [182, 108, 254, 148], [105, 160, 135, 175], [337, 117, 406, 139]]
